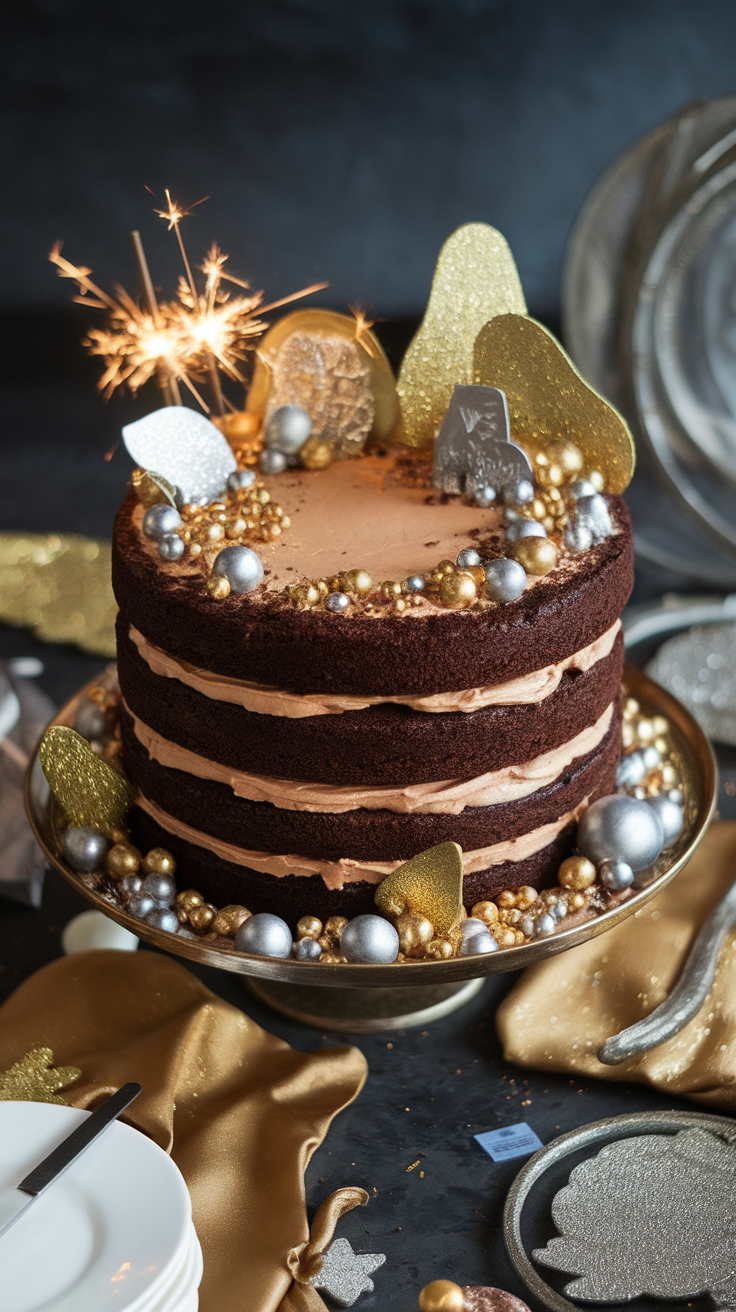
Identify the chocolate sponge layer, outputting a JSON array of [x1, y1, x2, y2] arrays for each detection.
[[113, 492, 633, 697], [117, 617, 623, 786]]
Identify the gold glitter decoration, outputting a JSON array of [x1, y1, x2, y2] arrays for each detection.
[[39, 726, 134, 832], [131, 468, 179, 508], [0, 532, 115, 657], [396, 224, 527, 449], [247, 309, 400, 450], [375, 841, 464, 937], [473, 314, 636, 494], [0, 1047, 81, 1104]]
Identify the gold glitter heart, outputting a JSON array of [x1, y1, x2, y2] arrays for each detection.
[[375, 842, 464, 936], [39, 726, 134, 833], [0, 1047, 81, 1104], [473, 314, 636, 494], [396, 224, 527, 449]]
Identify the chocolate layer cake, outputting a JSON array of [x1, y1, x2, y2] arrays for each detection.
[[113, 452, 633, 927]]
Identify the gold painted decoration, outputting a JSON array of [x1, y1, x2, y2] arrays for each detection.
[[131, 468, 179, 509], [473, 314, 636, 494], [39, 726, 134, 832], [375, 841, 464, 936], [0, 532, 116, 657], [246, 309, 400, 450], [396, 224, 527, 449], [0, 1047, 81, 1104]]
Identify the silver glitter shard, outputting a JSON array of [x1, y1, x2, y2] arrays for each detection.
[[122, 406, 237, 505], [533, 1128, 736, 1305], [433, 384, 532, 497], [311, 1236, 386, 1308], [646, 622, 736, 746]]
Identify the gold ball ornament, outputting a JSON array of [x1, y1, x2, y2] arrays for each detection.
[[300, 437, 333, 470], [142, 847, 176, 877], [418, 1280, 465, 1312], [558, 855, 597, 891], [440, 573, 477, 608], [509, 536, 559, 575], [188, 903, 217, 933], [396, 911, 435, 958], [176, 888, 204, 912], [296, 915, 323, 940], [212, 905, 251, 937], [105, 842, 141, 879], [471, 900, 499, 924]]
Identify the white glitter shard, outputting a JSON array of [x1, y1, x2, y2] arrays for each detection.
[[311, 1236, 386, 1308], [122, 406, 237, 505]]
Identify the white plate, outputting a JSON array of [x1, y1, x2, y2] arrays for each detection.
[[146, 1227, 202, 1312], [0, 1102, 193, 1312]]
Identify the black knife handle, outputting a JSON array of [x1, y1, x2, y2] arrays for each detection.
[[18, 1082, 142, 1197]]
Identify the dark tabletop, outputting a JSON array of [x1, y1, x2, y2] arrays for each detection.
[[0, 347, 732, 1312]]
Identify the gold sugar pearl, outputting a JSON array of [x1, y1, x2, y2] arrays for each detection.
[[208, 575, 231, 599], [555, 441, 584, 476], [440, 573, 477, 608], [345, 568, 373, 595], [393, 597, 407, 613], [297, 915, 323, 940], [531, 497, 547, 521], [176, 888, 204, 912], [324, 915, 348, 941], [497, 890, 517, 908], [622, 722, 636, 748], [212, 905, 251, 937], [495, 928, 517, 948], [205, 523, 225, 544], [510, 536, 559, 576], [381, 580, 402, 598], [460, 564, 486, 587], [515, 885, 538, 909], [558, 855, 597, 891], [471, 900, 499, 924], [503, 908, 522, 925], [662, 764, 677, 786], [257, 489, 271, 505], [589, 470, 604, 491], [425, 938, 454, 960], [437, 559, 456, 574], [188, 903, 217, 933], [652, 715, 669, 735], [142, 847, 176, 877], [301, 438, 333, 470], [569, 891, 587, 911], [281, 515, 291, 529], [226, 519, 248, 538], [396, 911, 434, 958], [108, 827, 129, 846], [106, 842, 141, 879], [636, 718, 654, 741]]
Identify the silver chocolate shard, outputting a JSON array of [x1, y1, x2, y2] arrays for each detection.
[[433, 384, 532, 499]]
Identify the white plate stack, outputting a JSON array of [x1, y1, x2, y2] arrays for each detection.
[[0, 1101, 203, 1312]]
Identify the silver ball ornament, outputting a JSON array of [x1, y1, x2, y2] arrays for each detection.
[[74, 700, 108, 741], [259, 448, 288, 476], [144, 907, 180, 933], [128, 894, 156, 920], [569, 478, 597, 501], [484, 557, 527, 603], [142, 504, 182, 540], [473, 485, 497, 507], [119, 874, 143, 899], [140, 872, 177, 906], [563, 518, 593, 555], [340, 915, 399, 964], [234, 912, 292, 958], [212, 545, 264, 594], [506, 478, 534, 506], [458, 917, 488, 943], [265, 405, 312, 455], [458, 929, 498, 956], [158, 533, 185, 562], [598, 858, 635, 891], [457, 548, 482, 569], [574, 493, 613, 542], [62, 826, 108, 873], [295, 936, 322, 961], [616, 751, 647, 788], [326, 592, 350, 613], [645, 794, 684, 848], [227, 468, 256, 491], [506, 519, 546, 541], [405, 575, 425, 593], [534, 913, 556, 937], [577, 794, 664, 871]]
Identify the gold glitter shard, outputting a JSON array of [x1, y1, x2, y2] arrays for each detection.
[[39, 726, 134, 832], [375, 842, 464, 936], [396, 224, 527, 449], [0, 1047, 81, 1104], [473, 314, 636, 494]]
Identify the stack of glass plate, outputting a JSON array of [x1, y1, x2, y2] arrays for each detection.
[[564, 96, 736, 586]]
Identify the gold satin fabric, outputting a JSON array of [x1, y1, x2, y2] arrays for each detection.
[[497, 820, 736, 1110], [0, 951, 367, 1312]]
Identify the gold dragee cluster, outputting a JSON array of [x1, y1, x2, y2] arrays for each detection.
[[621, 697, 681, 796], [173, 478, 291, 599]]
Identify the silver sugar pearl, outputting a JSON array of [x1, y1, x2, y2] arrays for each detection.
[[459, 917, 489, 942], [227, 468, 256, 491], [128, 894, 156, 920], [569, 478, 597, 501], [74, 699, 108, 741], [456, 548, 482, 569], [506, 518, 546, 541], [119, 874, 143, 899], [563, 517, 593, 555], [506, 477, 535, 505], [484, 557, 527, 603], [474, 485, 497, 507], [642, 745, 661, 770], [142, 504, 182, 540], [158, 533, 185, 562], [234, 912, 292, 958], [405, 574, 425, 594], [265, 405, 312, 454], [616, 751, 647, 788], [519, 912, 537, 938], [340, 915, 399, 964], [646, 794, 684, 848], [598, 858, 635, 891], [534, 913, 557, 937], [551, 897, 569, 921], [295, 936, 322, 962], [140, 872, 177, 906], [326, 592, 350, 613], [669, 788, 684, 805], [577, 794, 664, 871], [259, 448, 288, 476], [575, 493, 613, 542], [144, 907, 180, 933], [459, 930, 498, 956], [212, 545, 264, 594], [62, 826, 108, 873]]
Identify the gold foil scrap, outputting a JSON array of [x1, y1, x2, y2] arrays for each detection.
[[0, 1047, 81, 1104], [131, 468, 179, 508], [473, 314, 636, 494], [0, 531, 116, 657], [396, 224, 527, 449], [39, 726, 133, 832], [375, 841, 464, 936]]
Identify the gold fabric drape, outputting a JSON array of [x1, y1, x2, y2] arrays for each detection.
[[0, 951, 368, 1312], [497, 820, 736, 1111]]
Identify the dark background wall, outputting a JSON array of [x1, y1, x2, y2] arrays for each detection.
[[5, 0, 736, 333]]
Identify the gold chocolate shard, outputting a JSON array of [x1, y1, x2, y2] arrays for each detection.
[[473, 314, 636, 493], [375, 841, 464, 936], [396, 224, 526, 449], [131, 468, 179, 508], [39, 726, 134, 833], [0, 1047, 81, 1104]]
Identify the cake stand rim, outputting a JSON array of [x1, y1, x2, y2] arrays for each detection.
[[25, 662, 717, 987]]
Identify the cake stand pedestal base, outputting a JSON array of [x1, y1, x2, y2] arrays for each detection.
[[246, 976, 486, 1032]]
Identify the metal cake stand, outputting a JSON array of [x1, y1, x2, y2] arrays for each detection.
[[25, 665, 716, 1030]]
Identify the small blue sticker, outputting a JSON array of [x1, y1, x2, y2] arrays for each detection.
[[474, 1121, 543, 1162]]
